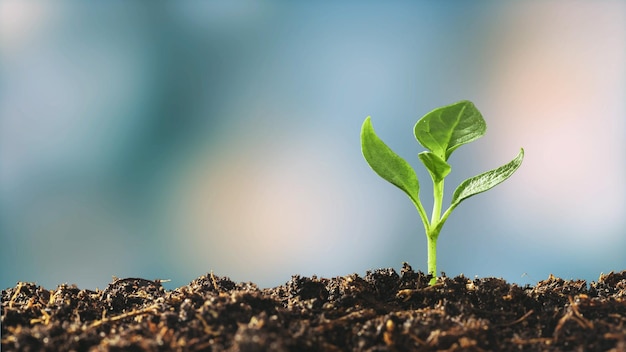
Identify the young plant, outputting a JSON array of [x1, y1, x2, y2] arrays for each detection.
[[361, 100, 524, 285]]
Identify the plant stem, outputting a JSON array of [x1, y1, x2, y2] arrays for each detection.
[[426, 179, 445, 286], [426, 231, 438, 285], [431, 180, 444, 225]]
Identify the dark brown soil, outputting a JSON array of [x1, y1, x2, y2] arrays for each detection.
[[2, 263, 625, 351]]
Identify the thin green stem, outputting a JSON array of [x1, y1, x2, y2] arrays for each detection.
[[413, 200, 430, 234], [426, 179, 445, 286], [431, 180, 444, 226], [439, 203, 456, 228], [426, 229, 439, 285]]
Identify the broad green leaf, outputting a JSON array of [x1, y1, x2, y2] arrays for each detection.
[[418, 151, 451, 183], [361, 117, 420, 205], [414, 100, 486, 161], [450, 148, 524, 209]]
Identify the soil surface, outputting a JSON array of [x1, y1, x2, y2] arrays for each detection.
[[2, 263, 625, 351]]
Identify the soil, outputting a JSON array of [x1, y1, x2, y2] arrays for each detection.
[[2, 263, 625, 351]]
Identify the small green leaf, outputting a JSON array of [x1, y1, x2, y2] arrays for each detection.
[[361, 117, 420, 205], [418, 151, 451, 183], [414, 100, 486, 161], [450, 148, 524, 209]]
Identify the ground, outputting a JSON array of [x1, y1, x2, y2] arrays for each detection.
[[2, 263, 625, 351]]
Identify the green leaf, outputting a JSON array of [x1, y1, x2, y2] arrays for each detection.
[[414, 100, 486, 161], [450, 148, 524, 209], [418, 151, 451, 183], [361, 116, 420, 205]]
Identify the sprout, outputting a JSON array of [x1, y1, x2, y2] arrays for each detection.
[[361, 100, 524, 285]]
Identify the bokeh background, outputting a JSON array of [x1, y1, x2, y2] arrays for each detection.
[[1, 1, 624, 291]]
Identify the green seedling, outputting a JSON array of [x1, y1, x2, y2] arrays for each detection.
[[361, 100, 524, 285]]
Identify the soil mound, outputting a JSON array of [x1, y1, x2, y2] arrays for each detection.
[[2, 263, 625, 351]]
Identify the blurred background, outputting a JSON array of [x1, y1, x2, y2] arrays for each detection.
[[1, 1, 624, 291]]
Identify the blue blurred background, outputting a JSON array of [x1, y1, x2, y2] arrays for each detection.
[[1, 1, 624, 290]]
